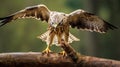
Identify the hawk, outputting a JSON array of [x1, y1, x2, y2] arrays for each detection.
[[0, 4, 117, 53]]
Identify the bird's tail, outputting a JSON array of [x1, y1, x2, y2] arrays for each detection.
[[37, 31, 80, 45], [68, 32, 80, 43]]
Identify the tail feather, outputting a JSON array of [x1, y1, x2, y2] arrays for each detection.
[[69, 33, 80, 43], [37, 31, 80, 45], [37, 31, 49, 42]]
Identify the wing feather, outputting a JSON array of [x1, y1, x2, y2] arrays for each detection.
[[0, 4, 50, 27], [68, 9, 117, 33]]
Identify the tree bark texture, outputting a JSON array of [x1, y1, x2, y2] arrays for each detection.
[[0, 42, 120, 67]]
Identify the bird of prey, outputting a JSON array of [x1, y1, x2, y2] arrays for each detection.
[[0, 4, 117, 53]]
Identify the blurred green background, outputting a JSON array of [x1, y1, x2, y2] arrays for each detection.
[[0, 0, 120, 60]]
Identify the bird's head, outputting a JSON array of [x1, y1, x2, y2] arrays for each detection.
[[49, 12, 67, 28]]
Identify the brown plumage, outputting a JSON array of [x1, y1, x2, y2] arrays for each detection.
[[0, 4, 117, 53], [68, 9, 117, 33]]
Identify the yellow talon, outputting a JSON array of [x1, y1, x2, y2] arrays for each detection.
[[59, 51, 66, 56], [42, 45, 52, 54]]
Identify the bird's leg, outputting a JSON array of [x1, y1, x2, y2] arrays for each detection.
[[59, 29, 69, 56], [59, 37, 68, 56], [65, 32, 69, 44], [58, 37, 68, 56], [57, 32, 62, 45], [42, 31, 55, 54]]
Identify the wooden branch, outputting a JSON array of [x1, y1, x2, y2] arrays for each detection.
[[60, 41, 120, 67], [0, 41, 120, 67]]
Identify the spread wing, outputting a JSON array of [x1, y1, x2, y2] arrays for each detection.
[[0, 4, 50, 27], [68, 9, 117, 33]]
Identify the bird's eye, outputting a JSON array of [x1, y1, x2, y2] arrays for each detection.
[[59, 20, 63, 25], [51, 22, 54, 24], [59, 22, 62, 25], [61, 20, 63, 22]]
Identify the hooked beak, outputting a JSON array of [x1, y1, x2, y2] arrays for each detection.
[[52, 24, 58, 28]]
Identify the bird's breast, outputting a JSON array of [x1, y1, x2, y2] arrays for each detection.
[[49, 26, 66, 34]]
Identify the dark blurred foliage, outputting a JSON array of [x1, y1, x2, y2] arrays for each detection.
[[0, 0, 119, 60]]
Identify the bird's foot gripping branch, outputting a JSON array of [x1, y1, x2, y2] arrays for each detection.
[[60, 41, 80, 63]]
